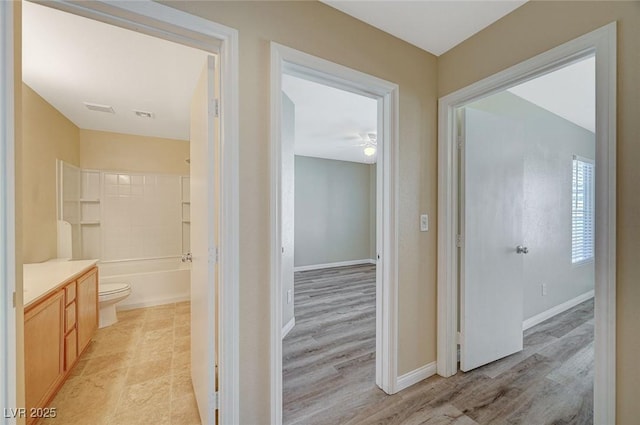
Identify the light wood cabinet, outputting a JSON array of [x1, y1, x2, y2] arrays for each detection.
[[24, 265, 98, 425], [77, 268, 98, 354], [24, 290, 65, 422]]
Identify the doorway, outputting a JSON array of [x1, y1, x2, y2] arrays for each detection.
[[0, 1, 239, 423], [459, 56, 596, 372], [270, 43, 400, 425], [437, 23, 616, 424], [281, 72, 378, 424]]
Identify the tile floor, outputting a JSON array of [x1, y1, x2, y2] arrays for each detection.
[[41, 302, 201, 425]]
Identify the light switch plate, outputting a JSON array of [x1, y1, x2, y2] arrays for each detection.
[[420, 214, 429, 232]]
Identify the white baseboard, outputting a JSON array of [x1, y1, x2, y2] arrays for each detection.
[[395, 361, 437, 392], [523, 290, 594, 331], [281, 317, 295, 339], [294, 258, 376, 272], [117, 295, 190, 311]]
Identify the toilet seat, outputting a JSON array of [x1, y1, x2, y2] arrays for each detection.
[[99, 282, 130, 296]]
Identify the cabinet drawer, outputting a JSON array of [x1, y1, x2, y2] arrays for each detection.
[[65, 303, 76, 334], [65, 282, 76, 305], [65, 328, 78, 370]]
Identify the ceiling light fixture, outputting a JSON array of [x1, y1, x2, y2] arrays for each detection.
[[363, 146, 376, 157], [362, 132, 377, 157]]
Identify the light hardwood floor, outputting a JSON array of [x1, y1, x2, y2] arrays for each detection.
[[40, 302, 201, 425], [283, 264, 594, 425]]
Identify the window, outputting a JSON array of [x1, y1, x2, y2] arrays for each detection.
[[572, 156, 594, 263]]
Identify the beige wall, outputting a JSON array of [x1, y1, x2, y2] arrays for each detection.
[[163, 2, 438, 422], [22, 84, 80, 264], [438, 2, 640, 422], [79, 129, 189, 175]]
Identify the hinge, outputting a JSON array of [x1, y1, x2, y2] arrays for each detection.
[[456, 234, 463, 248], [457, 135, 464, 149], [209, 247, 219, 264], [212, 98, 219, 118], [212, 392, 219, 411], [456, 331, 461, 344]]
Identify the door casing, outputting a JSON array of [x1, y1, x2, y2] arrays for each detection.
[[0, 1, 17, 420], [437, 23, 617, 424], [0, 2, 240, 423]]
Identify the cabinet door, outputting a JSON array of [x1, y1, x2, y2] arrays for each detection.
[[25, 290, 65, 417], [77, 267, 98, 354]]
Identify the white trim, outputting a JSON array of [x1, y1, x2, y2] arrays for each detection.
[[281, 317, 295, 339], [293, 259, 376, 272], [271, 42, 399, 425], [395, 362, 437, 392], [117, 296, 191, 311], [0, 1, 17, 423], [437, 23, 616, 425], [15, 2, 240, 423], [523, 290, 594, 331]]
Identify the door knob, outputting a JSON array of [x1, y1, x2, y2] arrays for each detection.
[[182, 252, 193, 263], [516, 245, 529, 254]]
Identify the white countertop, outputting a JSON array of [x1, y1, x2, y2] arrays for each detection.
[[23, 259, 98, 307]]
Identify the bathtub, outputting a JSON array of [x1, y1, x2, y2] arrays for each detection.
[[98, 257, 191, 310]]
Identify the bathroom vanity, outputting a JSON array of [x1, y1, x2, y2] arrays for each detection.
[[23, 260, 98, 425]]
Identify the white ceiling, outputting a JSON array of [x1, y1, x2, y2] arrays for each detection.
[[282, 74, 378, 164], [22, 1, 209, 141], [322, 0, 528, 56], [508, 56, 595, 132]]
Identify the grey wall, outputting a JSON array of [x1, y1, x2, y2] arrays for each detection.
[[295, 156, 376, 267], [470, 92, 595, 320]]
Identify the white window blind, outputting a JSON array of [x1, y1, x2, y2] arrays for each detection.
[[572, 156, 594, 264]]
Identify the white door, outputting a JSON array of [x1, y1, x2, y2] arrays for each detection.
[[460, 106, 526, 372], [190, 55, 219, 424]]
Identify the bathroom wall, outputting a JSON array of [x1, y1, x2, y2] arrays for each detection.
[[294, 155, 376, 268], [100, 172, 183, 261], [22, 83, 80, 263], [79, 129, 189, 175]]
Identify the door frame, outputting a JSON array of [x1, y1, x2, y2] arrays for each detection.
[[437, 23, 617, 424], [270, 42, 400, 425], [1, 1, 240, 423], [0, 1, 17, 420]]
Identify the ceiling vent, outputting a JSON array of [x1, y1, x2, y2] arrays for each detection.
[[83, 102, 114, 114], [134, 110, 154, 119]]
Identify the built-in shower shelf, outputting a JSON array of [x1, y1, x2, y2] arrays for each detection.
[[182, 220, 191, 224], [80, 221, 101, 225]]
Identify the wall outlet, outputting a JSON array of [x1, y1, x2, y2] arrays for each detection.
[[542, 283, 548, 296], [420, 214, 429, 232], [287, 289, 292, 304]]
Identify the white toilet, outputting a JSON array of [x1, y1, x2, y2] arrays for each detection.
[[98, 282, 131, 328]]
